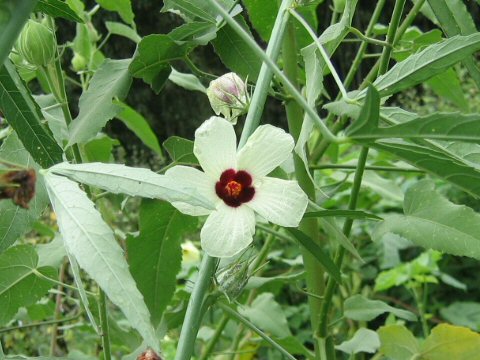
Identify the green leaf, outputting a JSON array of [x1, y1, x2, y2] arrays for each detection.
[[238, 293, 291, 338], [241, 0, 277, 40], [129, 34, 189, 93], [378, 325, 419, 360], [161, 0, 235, 23], [43, 172, 159, 351], [68, 59, 132, 145], [127, 200, 196, 326], [318, 0, 357, 44], [344, 294, 417, 322], [346, 85, 380, 137], [163, 136, 198, 165], [212, 16, 261, 81], [372, 139, 480, 197], [0, 245, 56, 325], [114, 101, 163, 155], [169, 68, 206, 93], [426, 0, 480, 89], [420, 324, 480, 359], [168, 21, 217, 45], [426, 68, 468, 111], [304, 209, 382, 220], [105, 21, 141, 43], [48, 162, 214, 209], [318, 217, 363, 261], [36, 234, 66, 268], [34, 94, 68, 146], [0, 0, 38, 66], [0, 132, 49, 253], [0, 60, 63, 168], [83, 135, 118, 163], [96, 0, 134, 25], [356, 34, 480, 98], [35, 0, 83, 23], [286, 228, 342, 284], [335, 328, 380, 355], [440, 302, 480, 331], [374, 180, 480, 260]]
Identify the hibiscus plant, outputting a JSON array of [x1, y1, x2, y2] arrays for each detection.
[[2, 0, 480, 359]]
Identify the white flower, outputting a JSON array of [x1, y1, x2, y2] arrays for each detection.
[[206, 73, 249, 123], [165, 116, 308, 258]]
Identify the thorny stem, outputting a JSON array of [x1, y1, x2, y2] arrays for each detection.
[[175, 1, 294, 359]]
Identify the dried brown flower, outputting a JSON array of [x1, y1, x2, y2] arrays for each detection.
[[0, 169, 36, 209]]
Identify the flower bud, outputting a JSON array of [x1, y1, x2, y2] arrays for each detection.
[[71, 53, 87, 72], [216, 260, 250, 302], [16, 19, 57, 67], [207, 72, 249, 124]]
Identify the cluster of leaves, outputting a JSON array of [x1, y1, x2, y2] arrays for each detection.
[[1, 0, 480, 359]]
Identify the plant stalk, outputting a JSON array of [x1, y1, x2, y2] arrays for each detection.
[[99, 289, 111, 360]]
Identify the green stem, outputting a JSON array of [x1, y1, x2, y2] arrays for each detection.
[[238, 0, 293, 147], [310, 164, 423, 173], [0, 314, 81, 334], [99, 289, 111, 360], [218, 303, 298, 360], [175, 2, 294, 358], [49, 261, 66, 356], [412, 285, 429, 337], [281, 13, 324, 359], [347, 27, 390, 47], [310, 0, 386, 162], [199, 315, 229, 360], [316, 146, 369, 342], [205, 0, 339, 143], [378, 0, 407, 75], [175, 255, 218, 360]]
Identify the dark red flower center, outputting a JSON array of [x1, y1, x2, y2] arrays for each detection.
[[215, 169, 255, 207]]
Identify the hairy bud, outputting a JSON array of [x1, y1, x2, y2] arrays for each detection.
[[16, 19, 56, 67], [137, 348, 162, 360], [207, 72, 249, 124], [216, 260, 250, 302]]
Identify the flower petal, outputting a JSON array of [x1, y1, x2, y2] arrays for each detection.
[[237, 125, 294, 179], [247, 177, 308, 227], [165, 165, 217, 216], [194, 116, 237, 180], [201, 203, 256, 258]]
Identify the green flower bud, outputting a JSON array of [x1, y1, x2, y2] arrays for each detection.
[[71, 53, 87, 72], [207, 72, 249, 124], [16, 19, 57, 67], [216, 260, 250, 302]]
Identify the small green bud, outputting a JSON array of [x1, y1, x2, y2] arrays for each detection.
[[207, 72, 249, 124], [216, 260, 250, 302], [71, 52, 87, 72], [16, 19, 57, 67]]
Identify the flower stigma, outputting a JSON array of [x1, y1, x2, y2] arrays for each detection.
[[215, 169, 255, 207]]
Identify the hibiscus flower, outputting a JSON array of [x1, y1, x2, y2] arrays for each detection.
[[166, 116, 308, 258]]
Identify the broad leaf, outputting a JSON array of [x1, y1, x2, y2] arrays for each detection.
[[374, 181, 480, 260], [0, 133, 49, 253], [163, 136, 198, 165], [114, 101, 163, 155], [35, 94, 68, 146], [336, 328, 380, 355], [169, 68, 206, 93], [238, 293, 291, 338], [35, 0, 83, 22], [0, 0, 38, 66], [420, 324, 480, 359], [169, 21, 217, 45], [0, 245, 56, 325], [68, 59, 132, 145], [344, 294, 416, 322], [440, 302, 480, 331], [0, 60, 63, 168], [129, 35, 189, 93], [286, 228, 342, 284], [43, 172, 159, 351], [378, 325, 419, 360], [48, 162, 213, 209], [127, 200, 196, 326], [212, 16, 261, 81], [96, 0, 134, 25], [356, 34, 480, 98]]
